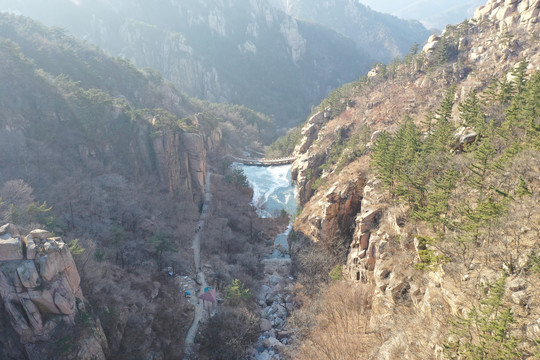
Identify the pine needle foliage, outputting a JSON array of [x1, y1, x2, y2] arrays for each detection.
[[444, 273, 523, 360]]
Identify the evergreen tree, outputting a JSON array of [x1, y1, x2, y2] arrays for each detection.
[[515, 176, 532, 197], [394, 116, 422, 167], [481, 78, 501, 106], [444, 274, 523, 360], [405, 43, 419, 67], [425, 85, 456, 154], [519, 71, 540, 149], [414, 167, 459, 230], [393, 118, 429, 207], [467, 139, 496, 200], [150, 232, 176, 270], [510, 58, 529, 96], [459, 90, 487, 135], [435, 36, 451, 65], [505, 59, 530, 126], [225, 279, 252, 303], [372, 131, 397, 190]]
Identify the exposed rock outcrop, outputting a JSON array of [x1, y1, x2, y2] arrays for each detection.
[[0, 225, 107, 360], [474, 0, 540, 29], [289, 0, 540, 358], [291, 110, 331, 205]]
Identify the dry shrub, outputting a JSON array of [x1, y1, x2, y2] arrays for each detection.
[[290, 282, 378, 360], [293, 240, 340, 294], [198, 306, 259, 360]]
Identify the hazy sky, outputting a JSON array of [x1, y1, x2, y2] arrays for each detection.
[[358, 0, 487, 29]]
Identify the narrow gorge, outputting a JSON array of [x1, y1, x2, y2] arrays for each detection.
[[0, 0, 539, 359]]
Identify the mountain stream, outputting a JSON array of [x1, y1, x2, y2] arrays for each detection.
[[237, 164, 298, 359]]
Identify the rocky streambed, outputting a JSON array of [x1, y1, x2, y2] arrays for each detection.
[[237, 165, 298, 360], [245, 233, 295, 360]]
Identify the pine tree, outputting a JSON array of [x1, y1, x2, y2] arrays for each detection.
[[505, 59, 530, 126], [424, 85, 456, 154], [414, 167, 459, 230], [459, 90, 487, 135], [435, 36, 451, 65], [498, 78, 514, 105], [372, 131, 397, 190], [444, 274, 523, 360], [385, 117, 424, 204], [394, 116, 422, 167], [516, 176, 532, 197], [481, 78, 501, 106], [467, 139, 496, 200], [405, 43, 419, 68], [510, 58, 529, 96], [519, 71, 540, 148]]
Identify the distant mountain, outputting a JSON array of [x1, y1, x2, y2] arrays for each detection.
[[359, 0, 486, 29], [267, 0, 430, 62], [0, 0, 375, 128]]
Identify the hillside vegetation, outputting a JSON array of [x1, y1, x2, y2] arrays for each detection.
[[287, 0, 540, 358], [0, 13, 279, 359]]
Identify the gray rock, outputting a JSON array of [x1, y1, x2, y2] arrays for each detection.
[[0, 237, 23, 261], [507, 277, 527, 292], [0, 223, 19, 238], [511, 290, 529, 306], [25, 238, 37, 260], [245, 347, 258, 358], [260, 318, 272, 332], [264, 329, 276, 339], [453, 127, 478, 150], [272, 317, 285, 328], [17, 261, 40, 288], [256, 351, 271, 360], [263, 336, 280, 348], [276, 330, 289, 340], [258, 285, 272, 301], [29, 229, 50, 241], [268, 275, 281, 285]]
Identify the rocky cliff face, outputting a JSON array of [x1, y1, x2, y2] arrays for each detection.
[[267, 0, 430, 62], [0, 224, 107, 360], [474, 0, 540, 29], [293, 0, 540, 242], [290, 0, 540, 357]]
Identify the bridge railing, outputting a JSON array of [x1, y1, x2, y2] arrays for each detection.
[[224, 154, 296, 165]]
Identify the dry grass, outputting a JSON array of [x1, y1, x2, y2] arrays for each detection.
[[288, 282, 379, 360]]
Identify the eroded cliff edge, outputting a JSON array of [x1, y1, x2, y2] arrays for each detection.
[[0, 224, 107, 360]]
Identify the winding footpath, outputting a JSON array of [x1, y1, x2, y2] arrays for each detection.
[[183, 171, 212, 359]]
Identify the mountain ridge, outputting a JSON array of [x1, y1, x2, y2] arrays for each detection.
[[0, 0, 393, 128]]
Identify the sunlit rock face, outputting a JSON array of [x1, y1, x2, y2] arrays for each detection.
[[0, 224, 107, 360]]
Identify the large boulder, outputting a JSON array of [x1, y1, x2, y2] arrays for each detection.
[[0, 237, 23, 261], [0, 225, 85, 341], [0, 223, 19, 238], [17, 261, 40, 289], [453, 126, 478, 150]]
